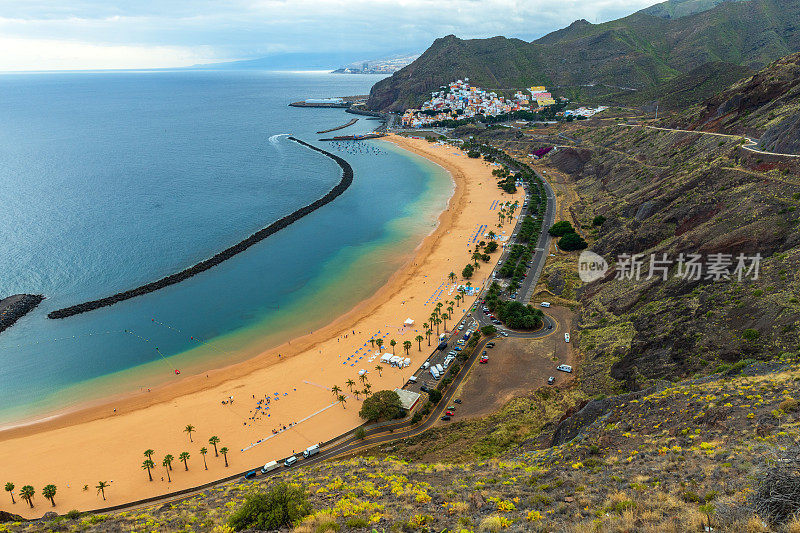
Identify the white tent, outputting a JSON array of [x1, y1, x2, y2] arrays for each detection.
[[403, 318, 415, 326]]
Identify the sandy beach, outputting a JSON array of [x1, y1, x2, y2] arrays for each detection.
[[0, 134, 520, 518]]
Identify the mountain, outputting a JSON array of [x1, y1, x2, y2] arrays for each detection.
[[366, 0, 800, 112], [333, 53, 420, 74], [639, 0, 750, 18], [675, 52, 800, 152]]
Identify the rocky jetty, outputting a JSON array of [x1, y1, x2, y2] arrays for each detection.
[[48, 138, 353, 319], [0, 294, 44, 334]]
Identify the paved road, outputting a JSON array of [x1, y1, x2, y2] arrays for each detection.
[[619, 123, 800, 158]]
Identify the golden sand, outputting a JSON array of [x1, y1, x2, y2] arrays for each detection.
[[0, 135, 520, 517]]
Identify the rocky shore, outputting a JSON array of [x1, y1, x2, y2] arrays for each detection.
[[0, 294, 44, 334], [48, 138, 354, 319]]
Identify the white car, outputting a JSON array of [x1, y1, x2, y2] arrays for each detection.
[[540, 302, 551, 308], [564, 333, 570, 343], [557, 364, 573, 373]]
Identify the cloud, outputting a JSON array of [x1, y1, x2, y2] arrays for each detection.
[[0, 0, 656, 70], [0, 37, 217, 71]]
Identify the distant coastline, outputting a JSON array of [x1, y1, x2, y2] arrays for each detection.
[[48, 138, 354, 320]]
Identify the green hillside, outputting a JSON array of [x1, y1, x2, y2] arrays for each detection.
[[366, 0, 800, 111]]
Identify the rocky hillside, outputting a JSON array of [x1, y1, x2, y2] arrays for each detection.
[[6, 358, 800, 532], [675, 52, 800, 153], [367, 0, 800, 111]]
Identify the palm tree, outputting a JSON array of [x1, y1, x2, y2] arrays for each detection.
[[19, 485, 34, 508], [144, 449, 155, 461], [353, 390, 361, 400], [200, 447, 208, 470], [455, 294, 461, 307], [142, 459, 155, 481], [403, 340, 412, 355], [163, 457, 172, 483], [220, 447, 229, 467], [375, 365, 383, 377], [42, 484, 56, 507], [375, 338, 384, 352], [390, 339, 397, 355], [5, 482, 14, 504], [422, 322, 429, 336], [359, 373, 368, 386], [163, 454, 174, 471], [435, 317, 442, 336], [184, 424, 195, 442], [369, 338, 375, 349], [179, 452, 190, 471], [345, 379, 356, 392], [442, 313, 449, 331], [448, 271, 456, 283], [415, 335, 424, 351], [96, 481, 109, 501], [337, 394, 347, 409], [426, 328, 432, 346], [363, 384, 372, 397], [209, 436, 220, 457], [331, 384, 342, 398], [488, 230, 496, 241]]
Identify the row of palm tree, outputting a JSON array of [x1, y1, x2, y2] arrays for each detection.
[[141, 433, 229, 484], [331, 371, 377, 408], [4, 481, 108, 508]]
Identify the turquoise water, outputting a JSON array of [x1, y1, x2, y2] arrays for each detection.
[[0, 70, 452, 425]]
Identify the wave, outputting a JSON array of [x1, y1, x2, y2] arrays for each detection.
[[268, 133, 292, 145]]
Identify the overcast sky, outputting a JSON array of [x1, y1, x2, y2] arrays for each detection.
[[0, 0, 658, 71]]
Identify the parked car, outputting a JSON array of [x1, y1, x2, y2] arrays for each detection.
[[547, 376, 555, 385], [446, 410, 455, 416], [565, 333, 570, 343], [479, 357, 489, 364], [453, 399, 462, 404], [284, 456, 298, 467], [486, 342, 495, 348], [540, 301, 551, 308], [454, 347, 462, 352], [449, 350, 457, 356], [482, 350, 487, 355], [261, 460, 280, 474], [557, 364, 573, 373], [441, 416, 451, 421], [244, 470, 258, 480], [458, 324, 464, 330], [500, 331, 509, 337], [420, 385, 430, 393], [448, 406, 457, 411]]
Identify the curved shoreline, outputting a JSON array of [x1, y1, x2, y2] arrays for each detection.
[[48, 138, 353, 320], [0, 134, 518, 518]]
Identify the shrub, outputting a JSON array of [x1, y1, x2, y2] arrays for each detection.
[[462, 264, 475, 278], [780, 398, 799, 412], [558, 232, 588, 251], [65, 510, 82, 520], [411, 411, 423, 424], [358, 390, 403, 422], [345, 517, 369, 528], [485, 241, 498, 253], [592, 215, 607, 226], [228, 483, 311, 531], [548, 221, 575, 237], [481, 325, 497, 336], [467, 151, 481, 158], [354, 427, 366, 440], [742, 329, 761, 341], [428, 389, 442, 404]]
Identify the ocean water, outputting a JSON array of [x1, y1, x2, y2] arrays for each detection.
[[0, 70, 453, 425]]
